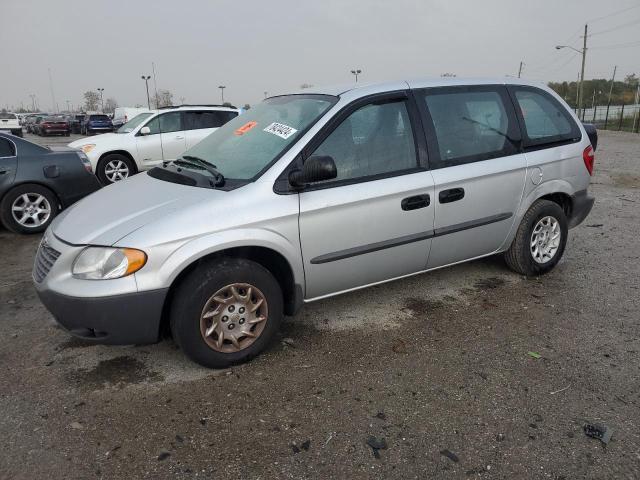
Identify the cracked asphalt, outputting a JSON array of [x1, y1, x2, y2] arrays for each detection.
[[0, 131, 639, 479]]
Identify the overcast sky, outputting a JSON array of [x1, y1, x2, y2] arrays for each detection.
[[2, 0, 639, 111]]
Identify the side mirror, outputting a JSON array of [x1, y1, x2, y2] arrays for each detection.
[[139, 126, 151, 136], [289, 155, 337, 188]]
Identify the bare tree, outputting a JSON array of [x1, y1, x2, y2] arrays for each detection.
[[243, 103, 251, 110], [83, 91, 100, 111], [104, 98, 118, 114], [300, 83, 314, 89], [153, 89, 174, 108]]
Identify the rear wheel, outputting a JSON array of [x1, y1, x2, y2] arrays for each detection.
[[97, 154, 135, 184], [170, 257, 283, 368], [0, 184, 58, 234], [504, 199, 568, 276]]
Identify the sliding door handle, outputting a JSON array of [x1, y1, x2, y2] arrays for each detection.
[[439, 188, 465, 204], [401, 194, 430, 211]]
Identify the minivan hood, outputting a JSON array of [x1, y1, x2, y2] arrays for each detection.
[[52, 173, 216, 245]]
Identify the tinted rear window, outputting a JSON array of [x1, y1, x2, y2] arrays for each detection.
[[90, 115, 110, 121], [184, 110, 238, 130], [0, 113, 17, 119]]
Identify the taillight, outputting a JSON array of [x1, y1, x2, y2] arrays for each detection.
[[583, 146, 595, 175]]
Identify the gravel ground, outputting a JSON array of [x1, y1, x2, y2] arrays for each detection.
[[0, 131, 639, 479]]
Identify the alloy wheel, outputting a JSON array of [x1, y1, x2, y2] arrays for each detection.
[[104, 160, 130, 182], [11, 193, 52, 228]]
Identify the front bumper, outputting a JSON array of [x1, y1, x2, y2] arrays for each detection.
[[569, 189, 595, 228], [37, 287, 168, 344]]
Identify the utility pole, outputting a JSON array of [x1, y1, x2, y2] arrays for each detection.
[[152, 62, 159, 108], [604, 65, 616, 130], [578, 24, 588, 120], [518, 61, 524, 78]]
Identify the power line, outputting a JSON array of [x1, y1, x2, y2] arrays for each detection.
[[591, 40, 640, 50], [589, 17, 640, 36], [586, 4, 640, 23]]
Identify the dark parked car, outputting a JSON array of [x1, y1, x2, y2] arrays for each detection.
[[81, 114, 113, 135], [37, 116, 71, 137], [0, 132, 101, 234], [70, 114, 85, 134]]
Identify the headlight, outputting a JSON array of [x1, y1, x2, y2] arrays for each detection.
[[72, 247, 147, 280], [80, 144, 96, 154]]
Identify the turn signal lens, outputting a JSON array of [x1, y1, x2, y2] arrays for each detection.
[[81, 144, 96, 154], [122, 248, 147, 276], [583, 145, 595, 176]]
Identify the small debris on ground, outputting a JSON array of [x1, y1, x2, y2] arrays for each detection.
[[282, 338, 295, 348], [527, 351, 542, 359], [157, 451, 171, 461], [440, 449, 459, 463], [584, 423, 613, 445], [586, 224, 604, 227], [69, 422, 83, 430], [366, 436, 388, 459], [290, 439, 310, 454], [374, 411, 386, 420], [391, 339, 407, 354]]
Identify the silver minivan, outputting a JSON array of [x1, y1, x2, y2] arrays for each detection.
[[33, 78, 595, 368]]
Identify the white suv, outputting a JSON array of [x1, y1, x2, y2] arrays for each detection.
[[0, 112, 23, 137], [68, 105, 240, 184]]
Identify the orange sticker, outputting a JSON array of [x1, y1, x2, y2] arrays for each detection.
[[234, 121, 258, 136]]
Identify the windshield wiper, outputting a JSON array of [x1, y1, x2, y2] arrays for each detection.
[[174, 155, 225, 187]]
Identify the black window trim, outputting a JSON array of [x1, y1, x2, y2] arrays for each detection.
[[0, 135, 17, 158], [274, 90, 429, 194], [506, 85, 582, 151], [415, 84, 523, 170]]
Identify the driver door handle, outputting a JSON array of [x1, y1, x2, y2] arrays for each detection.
[[439, 187, 465, 204], [401, 194, 430, 211]]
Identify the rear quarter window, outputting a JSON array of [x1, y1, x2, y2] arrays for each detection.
[[509, 86, 581, 149]]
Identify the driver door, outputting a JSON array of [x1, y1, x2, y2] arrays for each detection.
[[297, 92, 435, 299], [136, 112, 186, 168]]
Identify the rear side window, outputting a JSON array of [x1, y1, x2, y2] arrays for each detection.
[[510, 86, 580, 148], [0, 113, 17, 119], [421, 86, 519, 167], [0, 138, 16, 157], [184, 111, 238, 130]]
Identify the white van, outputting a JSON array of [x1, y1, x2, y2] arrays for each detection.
[[112, 107, 152, 130]]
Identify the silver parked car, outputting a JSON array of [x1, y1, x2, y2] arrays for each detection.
[[33, 78, 595, 368]]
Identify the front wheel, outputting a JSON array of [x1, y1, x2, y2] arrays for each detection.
[[504, 199, 568, 276], [170, 257, 283, 368], [97, 154, 135, 184], [0, 184, 58, 234]]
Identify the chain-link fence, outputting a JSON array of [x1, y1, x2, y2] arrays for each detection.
[[576, 103, 640, 132]]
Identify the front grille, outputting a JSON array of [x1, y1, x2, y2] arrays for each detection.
[[33, 242, 61, 283]]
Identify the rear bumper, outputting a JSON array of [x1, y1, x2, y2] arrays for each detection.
[[36, 287, 168, 345], [569, 189, 595, 228]]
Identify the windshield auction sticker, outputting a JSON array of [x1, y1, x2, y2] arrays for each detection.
[[263, 122, 298, 139], [234, 121, 258, 136]]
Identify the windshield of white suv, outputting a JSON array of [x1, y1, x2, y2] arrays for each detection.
[[117, 113, 153, 133], [171, 95, 336, 181]]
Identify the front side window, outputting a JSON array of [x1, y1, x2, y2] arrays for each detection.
[[0, 138, 15, 157], [118, 113, 152, 133], [511, 87, 580, 147], [310, 99, 418, 182], [145, 112, 183, 135], [184, 111, 238, 130], [422, 87, 518, 167], [172, 95, 336, 180]]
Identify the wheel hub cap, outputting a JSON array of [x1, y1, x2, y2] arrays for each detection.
[[11, 193, 52, 227], [105, 160, 129, 182], [200, 283, 268, 353], [530, 216, 561, 264]]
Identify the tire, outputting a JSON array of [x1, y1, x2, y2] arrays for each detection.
[[0, 184, 58, 234], [170, 257, 283, 368], [97, 153, 136, 184], [504, 199, 568, 276]]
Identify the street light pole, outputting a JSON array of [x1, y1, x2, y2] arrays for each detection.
[[141, 75, 151, 109], [518, 61, 524, 78], [556, 24, 588, 120], [218, 85, 226, 104], [97, 88, 105, 112], [350, 69, 362, 83]]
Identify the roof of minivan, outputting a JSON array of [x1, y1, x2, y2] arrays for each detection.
[[287, 77, 549, 98]]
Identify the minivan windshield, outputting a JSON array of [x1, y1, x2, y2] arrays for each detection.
[[172, 95, 336, 181], [117, 112, 153, 133]]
